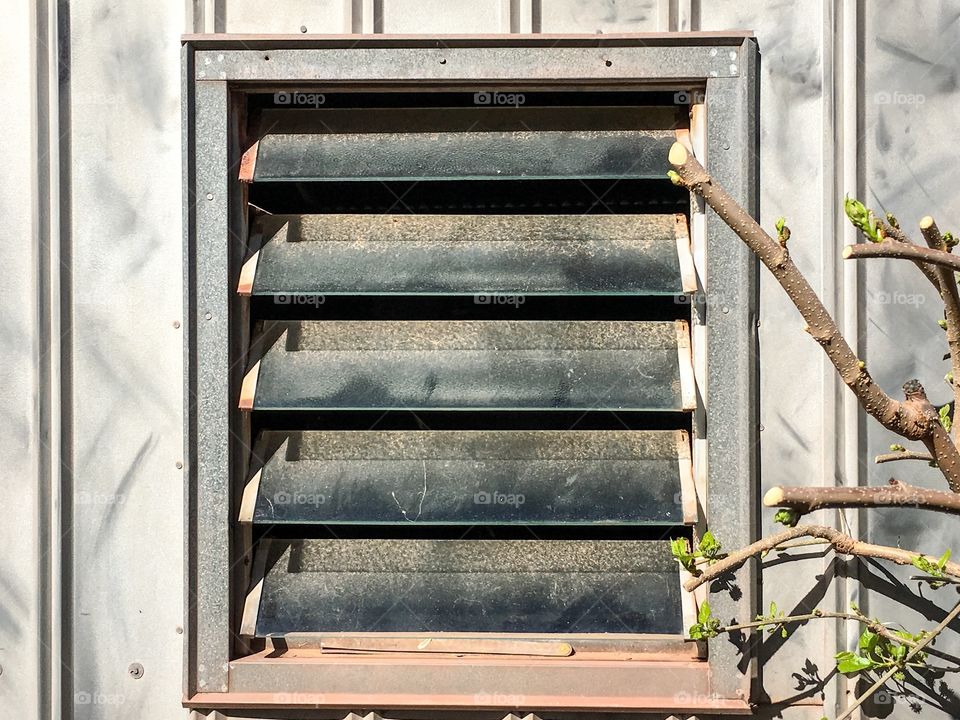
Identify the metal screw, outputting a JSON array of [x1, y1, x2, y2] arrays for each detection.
[[205, 193, 213, 201], [721, 306, 730, 314], [128, 663, 144, 680], [176, 461, 183, 470], [439, 58, 446, 65], [300, 24, 307, 32], [172, 320, 180, 329], [204, 312, 212, 320], [175, 626, 184, 635]]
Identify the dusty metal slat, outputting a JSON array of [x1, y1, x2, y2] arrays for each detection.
[[238, 430, 691, 526], [240, 320, 691, 412], [244, 539, 683, 636], [239, 214, 692, 296], [239, 129, 675, 182]]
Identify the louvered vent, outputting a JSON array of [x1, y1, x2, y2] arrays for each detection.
[[235, 92, 700, 646]]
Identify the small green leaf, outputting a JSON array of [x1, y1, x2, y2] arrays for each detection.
[[940, 404, 952, 433], [698, 530, 722, 560], [667, 170, 683, 186], [890, 444, 906, 452], [835, 651, 875, 674], [859, 628, 879, 654], [938, 548, 952, 570], [939, 319, 949, 330], [775, 217, 786, 235], [698, 601, 712, 625], [774, 508, 800, 527], [781, 627, 788, 639]]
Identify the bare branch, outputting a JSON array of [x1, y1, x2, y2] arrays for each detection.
[[683, 524, 960, 592], [668, 142, 960, 493], [880, 220, 943, 290], [842, 239, 960, 272], [875, 450, 934, 464], [763, 478, 960, 517], [920, 216, 960, 423]]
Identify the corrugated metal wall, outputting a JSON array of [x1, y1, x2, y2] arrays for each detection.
[[3, 1, 959, 718]]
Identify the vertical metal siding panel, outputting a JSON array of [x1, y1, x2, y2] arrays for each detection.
[[700, 1, 838, 708], [539, 0, 660, 32], [862, 2, 960, 717], [380, 0, 507, 33], [222, 0, 349, 33], [66, 1, 186, 717], [0, 1, 43, 718]]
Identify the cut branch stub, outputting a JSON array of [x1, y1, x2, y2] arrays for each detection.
[[764, 478, 960, 517]]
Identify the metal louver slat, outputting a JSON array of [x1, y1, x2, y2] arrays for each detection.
[[240, 320, 695, 412], [239, 214, 696, 296], [239, 129, 675, 183], [242, 539, 683, 637], [239, 430, 696, 526]]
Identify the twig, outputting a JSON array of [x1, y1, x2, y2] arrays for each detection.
[[875, 450, 934, 464], [763, 478, 960, 517], [668, 142, 960, 493], [835, 600, 960, 720], [683, 524, 960, 592], [716, 609, 958, 665]]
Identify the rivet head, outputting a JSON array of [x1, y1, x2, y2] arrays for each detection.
[[172, 320, 181, 329], [176, 461, 183, 470], [721, 306, 730, 314], [205, 193, 213, 201], [204, 312, 212, 320], [300, 24, 307, 33], [128, 663, 144, 680]]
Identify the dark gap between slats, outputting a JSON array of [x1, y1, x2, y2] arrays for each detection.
[[254, 524, 692, 542], [248, 179, 688, 216], [250, 410, 692, 433]]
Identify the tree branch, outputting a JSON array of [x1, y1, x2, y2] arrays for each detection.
[[920, 216, 960, 424], [763, 478, 960, 517], [683, 524, 960, 592], [875, 450, 934, 464], [668, 142, 960, 493], [842, 239, 960, 273], [880, 220, 943, 291]]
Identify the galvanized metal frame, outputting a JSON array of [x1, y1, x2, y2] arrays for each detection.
[[183, 35, 759, 713]]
